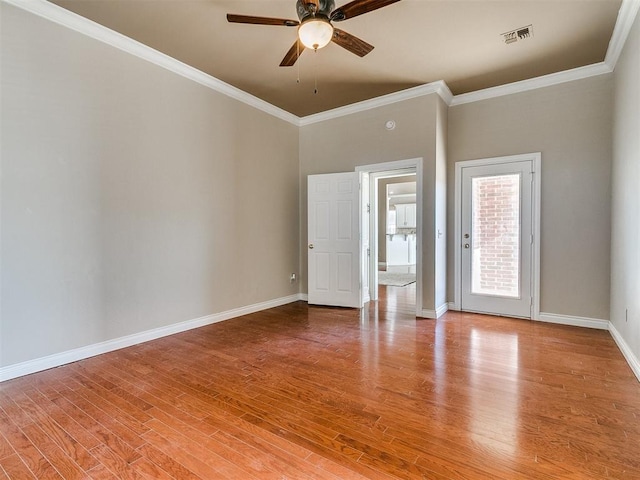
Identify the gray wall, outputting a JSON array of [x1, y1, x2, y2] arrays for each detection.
[[611, 12, 640, 365], [299, 95, 440, 312], [2, 1, 634, 374], [1, 4, 300, 367], [448, 74, 613, 320]]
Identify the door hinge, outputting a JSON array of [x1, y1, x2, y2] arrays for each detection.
[[367, 248, 370, 257], [367, 203, 370, 213]]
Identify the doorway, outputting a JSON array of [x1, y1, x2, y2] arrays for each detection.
[[454, 153, 541, 319], [356, 158, 423, 317], [378, 175, 417, 279]]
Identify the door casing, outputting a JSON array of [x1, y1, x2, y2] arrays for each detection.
[[356, 158, 423, 318]]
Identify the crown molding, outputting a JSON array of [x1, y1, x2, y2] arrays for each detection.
[[299, 81, 453, 126], [2, 0, 300, 126], [4, 0, 637, 123], [450, 0, 638, 107], [450, 62, 613, 107], [605, 0, 640, 69]]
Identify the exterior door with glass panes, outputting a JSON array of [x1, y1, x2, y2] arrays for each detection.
[[461, 160, 533, 318]]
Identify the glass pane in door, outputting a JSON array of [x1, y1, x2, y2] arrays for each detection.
[[471, 174, 520, 298]]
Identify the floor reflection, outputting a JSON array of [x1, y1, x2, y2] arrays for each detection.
[[469, 328, 520, 457], [304, 284, 637, 477]]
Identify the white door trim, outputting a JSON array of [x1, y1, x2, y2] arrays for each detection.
[[356, 158, 423, 318], [360, 171, 370, 305], [367, 168, 416, 302], [454, 153, 541, 319]]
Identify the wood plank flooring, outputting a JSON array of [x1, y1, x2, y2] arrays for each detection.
[[1, 284, 639, 479]]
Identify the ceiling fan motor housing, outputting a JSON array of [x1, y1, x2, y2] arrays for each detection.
[[227, 0, 389, 66], [297, 0, 336, 21]]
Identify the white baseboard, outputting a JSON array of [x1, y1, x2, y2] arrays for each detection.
[[419, 309, 437, 319], [5, 297, 634, 386], [536, 312, 609, 330], [435, 303, 448, 318], [445, 304, 608, 330], [0, 293, 304, 382], [418, 305, 447, 319], [608, 323, 640, 383], [419, 310, 435, 319]]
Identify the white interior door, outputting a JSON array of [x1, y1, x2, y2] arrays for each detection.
[[461, 160, 534, 318], [308, 172, 362, 308]]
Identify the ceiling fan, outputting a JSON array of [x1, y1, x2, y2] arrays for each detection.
[[227, 0, 401, 67]]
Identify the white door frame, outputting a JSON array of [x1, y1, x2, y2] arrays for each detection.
[[368, 169, 417, 299], [356, 158, 423, 318], [360, 171, 370, 304], [454, 153, 541, 319]]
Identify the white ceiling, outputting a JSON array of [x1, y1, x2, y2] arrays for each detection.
[[49, 0, 623, 117], [388, 181, 416, 196]]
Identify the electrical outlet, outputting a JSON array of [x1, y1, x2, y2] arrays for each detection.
[[290, 273, 296, 283]]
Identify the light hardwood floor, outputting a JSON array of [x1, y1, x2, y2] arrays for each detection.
[[1, 284, 639, 479]]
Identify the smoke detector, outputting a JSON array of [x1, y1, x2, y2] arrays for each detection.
[[502, 25, 533, 45]]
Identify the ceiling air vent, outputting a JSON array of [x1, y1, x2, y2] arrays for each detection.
[[502, 25, 533, 45]]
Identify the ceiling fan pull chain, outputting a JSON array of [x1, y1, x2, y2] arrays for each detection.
[[227, 0, 398, 70], [314, 50, 318, 94], [296, 41, 301, 83]]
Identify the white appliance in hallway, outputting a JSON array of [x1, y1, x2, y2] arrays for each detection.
[[385, 181, 417, 267], [386, 233, 416, 266]]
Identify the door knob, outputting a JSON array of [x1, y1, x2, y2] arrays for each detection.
[[308, 244, 314, 249], [464, 243, 470, 249], [464, 233, 469, 239]]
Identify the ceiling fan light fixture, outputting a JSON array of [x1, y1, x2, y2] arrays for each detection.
[[298, 18, 334, 50]]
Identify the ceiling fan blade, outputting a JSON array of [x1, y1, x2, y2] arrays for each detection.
[[280, 39, 305, 67], [226, 14, 299, 27], [330, 0, 400, 21], [331, 28, 374, 57]]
